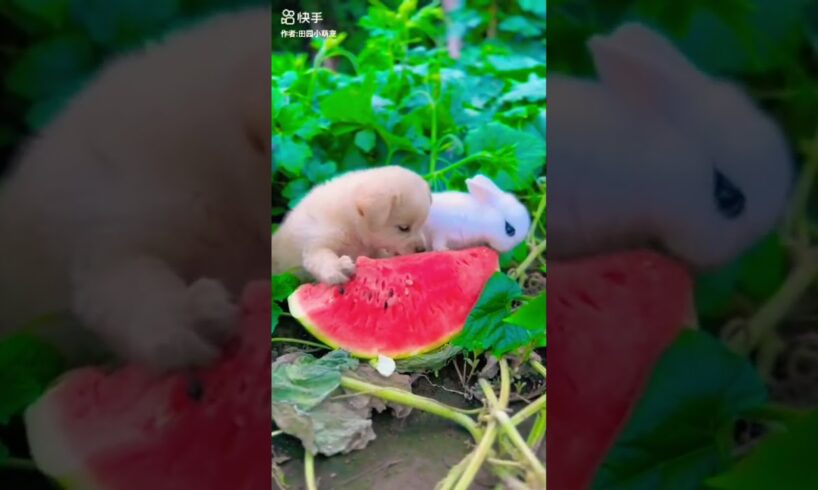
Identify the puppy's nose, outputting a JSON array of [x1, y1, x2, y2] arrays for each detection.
[[415, 245, 426, 253]]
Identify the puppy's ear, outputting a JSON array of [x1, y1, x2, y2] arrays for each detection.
[[356, 191, 397, 227]]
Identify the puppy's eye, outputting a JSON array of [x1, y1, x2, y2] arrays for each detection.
[[504, 221, 515, 237], [397, 225, 411, 233], [713, 169, 745, 219]]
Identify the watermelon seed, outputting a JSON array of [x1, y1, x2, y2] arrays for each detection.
[[186, 376, 204, 402], [384, 301, 388, 310], [388, 289, 394, 297], [338, 287, 345, 295]]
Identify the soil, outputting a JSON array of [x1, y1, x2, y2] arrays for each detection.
[[274, 375, 546, 490]]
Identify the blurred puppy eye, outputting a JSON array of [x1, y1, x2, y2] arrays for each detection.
[[505, 221, 515, 237], [397, 225, 411, 232], [713, 168, 745, 219]]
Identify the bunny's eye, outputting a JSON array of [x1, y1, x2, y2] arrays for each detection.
[[505, 221, 516, 237], [397, 225, 411, 233], [713, 169, 745, 219]]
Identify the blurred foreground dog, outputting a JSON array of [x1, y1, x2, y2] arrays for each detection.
[[0, 8, 270, 370]]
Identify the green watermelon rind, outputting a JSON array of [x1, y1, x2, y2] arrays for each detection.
[[24, 386, 103, 490], [288, 288, 465, 359]]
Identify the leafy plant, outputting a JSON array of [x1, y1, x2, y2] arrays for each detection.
[[272, 0, 546, 487]]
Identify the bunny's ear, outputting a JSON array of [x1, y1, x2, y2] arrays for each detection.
[[466, 175, 503, 202], [589, 23, 709, 115]]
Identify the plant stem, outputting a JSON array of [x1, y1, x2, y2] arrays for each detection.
[[272, 430, 284, 438], [324, 49, 360, 75], [510, 393, 546, 426], [498, 357, 511, 408], [511, 240, 547, 281], [528, 187, 546, 243], [339, 375, 481, 439], [493, 409, 546, 482], [480, 377, 546, 485], [271, 337, 331, 350], [733, 247, 818, 355], [427, 84, 439, 180], [306, 43, 327, 103], [304, 451, 318, 490], [526, 410, 546, 449], [530, 359, 546, 378], [437, 453, 472, 490], [424, 152, 491, 180], [454, 420, 498, 490]]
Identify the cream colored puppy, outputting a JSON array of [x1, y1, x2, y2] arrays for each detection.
[[272, 166, 431, 284], [0, 9, 270, 370]]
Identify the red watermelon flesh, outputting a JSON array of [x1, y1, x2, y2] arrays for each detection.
[[24, 281, 271, 490], [288, 247, 499, 358], [548, 251, 693, 490]]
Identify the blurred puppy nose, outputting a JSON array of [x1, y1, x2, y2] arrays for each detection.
[[415, 245, 426, 253]]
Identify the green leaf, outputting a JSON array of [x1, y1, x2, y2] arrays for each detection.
[[272, 302, 283, 335], [695, 261, 741, 319], [0, 333, 66, 424], [594, 330, 767, 489], [69, 0, 179, 49], [354, 129, 376, 152], [271, 350, 358, 411], [394, 344, 462, 373], [12, 0, 69, 28], [707, 409, 818, 489], [498, 16, 543, 37], [272, 135, 313, 175], [303, 159, 337, 184], [272, 272, 302, 301], [487, 54, 545, 72], [319, 84, 376, 125], [282, 178, 311, 208], [499, 241, 529, 268], [0, 439, 7, 461], [5, 36, 95, 101], [735, 232, 787, 302], [518, 0, 546, 18], [453, 272, 544, 356], [499, 74, 546, 104], [465, 122, 546, 190], [503, 292, 546, 347]]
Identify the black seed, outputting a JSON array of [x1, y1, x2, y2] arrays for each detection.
[[338, 287, 345, 295], [187, 376, 204, 402], [388, 289, 394, 297], [384, 301, 388, 310]]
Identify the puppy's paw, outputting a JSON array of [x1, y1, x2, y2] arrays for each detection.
[[187, 278, 238, 344], [133, 321, 222, 371], [315, 256, 356, 285], [338, 255, 356, 275]]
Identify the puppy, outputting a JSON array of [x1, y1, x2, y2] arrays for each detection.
[[272, 166, 431, 284], [0, 9, 270, 370]]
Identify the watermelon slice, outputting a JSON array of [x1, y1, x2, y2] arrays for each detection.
[[548, 251, 694, 490], [24, 282, 271, 490], [288, 247, 499, 358]]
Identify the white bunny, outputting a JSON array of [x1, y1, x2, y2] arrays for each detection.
[[548, 22, 794, 269], [422, 174, 531, 252]]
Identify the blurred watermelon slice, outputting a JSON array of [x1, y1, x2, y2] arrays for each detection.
[[24, 282, 270, 490], [548, 251, 694, 490]]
